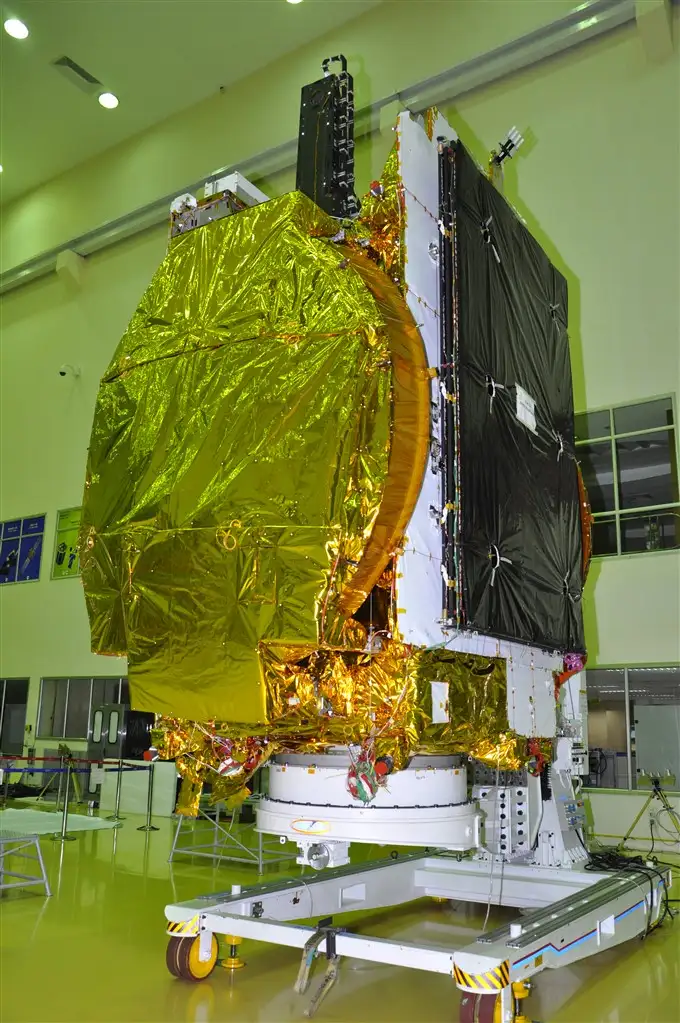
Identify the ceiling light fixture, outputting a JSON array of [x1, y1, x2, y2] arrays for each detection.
[[0, 165, 3, 173], [98, 92, 119, 109], [4, 17, 29, 38], [286, 1, 304, 4]]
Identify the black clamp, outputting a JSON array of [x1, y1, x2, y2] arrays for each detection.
[[295, 917, 343, 1018], [491, 126, 524, 165]]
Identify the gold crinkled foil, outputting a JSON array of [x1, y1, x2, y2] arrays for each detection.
[[350, 143, 405, 289], [81, 191, 429, 723], [83, 125, 538, 818], [153, 643, 521, 812]]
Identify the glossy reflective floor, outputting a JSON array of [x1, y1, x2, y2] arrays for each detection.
[[0, 809, 678, 1023]]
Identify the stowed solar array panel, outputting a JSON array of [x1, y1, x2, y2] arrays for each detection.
[[452, 143, 585, 653]]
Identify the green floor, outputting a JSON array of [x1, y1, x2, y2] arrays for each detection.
[[0, 809, 678, 1023]]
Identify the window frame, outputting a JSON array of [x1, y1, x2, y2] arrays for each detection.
[[575, 394, 679, 558], [36, 676, 128, 740], [585, 663, 680, 793], [0, 677, 30, 750]]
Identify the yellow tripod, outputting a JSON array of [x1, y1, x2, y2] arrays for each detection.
[[619, 777, 680, 849]]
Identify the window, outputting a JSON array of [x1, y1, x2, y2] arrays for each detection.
[[0, 678, 29, 755], [586, 667, 680, 791], [575, 397, 679, 556], [37, 677, 128, 739]]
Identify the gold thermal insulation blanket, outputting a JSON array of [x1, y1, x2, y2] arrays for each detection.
[[81, 191, 430, 722], [153, 645, 519, 816]]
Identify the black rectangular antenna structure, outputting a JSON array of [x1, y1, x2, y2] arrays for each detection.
[[296, 55, 359, 219], [438, 141, 585, 654]]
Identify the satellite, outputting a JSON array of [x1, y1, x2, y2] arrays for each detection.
[[81, 56, 590, 864]]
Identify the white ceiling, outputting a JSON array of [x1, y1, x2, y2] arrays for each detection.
[[587, 667, 680, 702], [0, 0, 382, 205]]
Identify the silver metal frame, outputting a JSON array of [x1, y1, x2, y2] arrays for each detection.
[[164, 851, 672, 1021], [0, 830, 52, 896], [168, 802, 294, 873], [574, 394, 679, 559], [37, 676, 126, 742]]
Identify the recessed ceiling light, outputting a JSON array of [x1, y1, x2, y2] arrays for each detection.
[[98, 92, 119, 110], [286, 1, 304, 4], [4, 17, 29, 39], [0, 165, 3, 173]]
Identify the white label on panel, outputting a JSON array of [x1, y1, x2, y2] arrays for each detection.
[[515, 385, 537, 433], [431, 680, 450, 723]]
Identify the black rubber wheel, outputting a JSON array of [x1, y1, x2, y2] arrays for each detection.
[[166, 934, 218, 981], [459, 992, 499, 1023]]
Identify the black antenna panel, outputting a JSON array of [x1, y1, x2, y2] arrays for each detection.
[[296, 55, 359, 219]]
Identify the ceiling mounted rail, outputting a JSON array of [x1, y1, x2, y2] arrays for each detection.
[[0, 0, 636, 297]]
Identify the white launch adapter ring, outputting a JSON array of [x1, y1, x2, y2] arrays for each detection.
[[256, 753, 481, 852]]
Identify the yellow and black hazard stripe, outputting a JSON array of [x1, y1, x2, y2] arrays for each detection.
[[166, 915, 200, 937], [454, 959, 510, 992]]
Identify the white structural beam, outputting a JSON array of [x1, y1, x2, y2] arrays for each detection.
[[454, 868, 670, 984], [163, 854, 672, 1015], [165, 855, 605, 929], [203, 915, 457, 975]]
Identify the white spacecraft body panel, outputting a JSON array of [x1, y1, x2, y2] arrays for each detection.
[[505, 647, 558, 737], [394, 110, 560, 740], [396, 110, 452, 649]]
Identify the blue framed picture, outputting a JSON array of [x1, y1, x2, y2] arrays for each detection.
[[0, 515, 46, 584], [0, 538, 20, 584]]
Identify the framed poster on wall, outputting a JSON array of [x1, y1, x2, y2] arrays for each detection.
[[0, 515, 46, 584], [52, 508, 82, 579]]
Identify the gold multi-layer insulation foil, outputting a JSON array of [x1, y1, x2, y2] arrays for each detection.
[[82, 129, 540, 797], [153, 644, 520, 815], [350, 144, 404, 288], [81, 191, 430, 722]]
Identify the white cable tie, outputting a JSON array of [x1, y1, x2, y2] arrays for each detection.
[[564, 574, 574, 603], [440, 381, 455, 403], [489, 544, 512, 587], [481, 216, 502, 263], [487, 377, 505, 413]]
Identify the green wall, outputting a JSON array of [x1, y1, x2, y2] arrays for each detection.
[[1, 0, 582, 267], [1, 4, 678, 747]]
